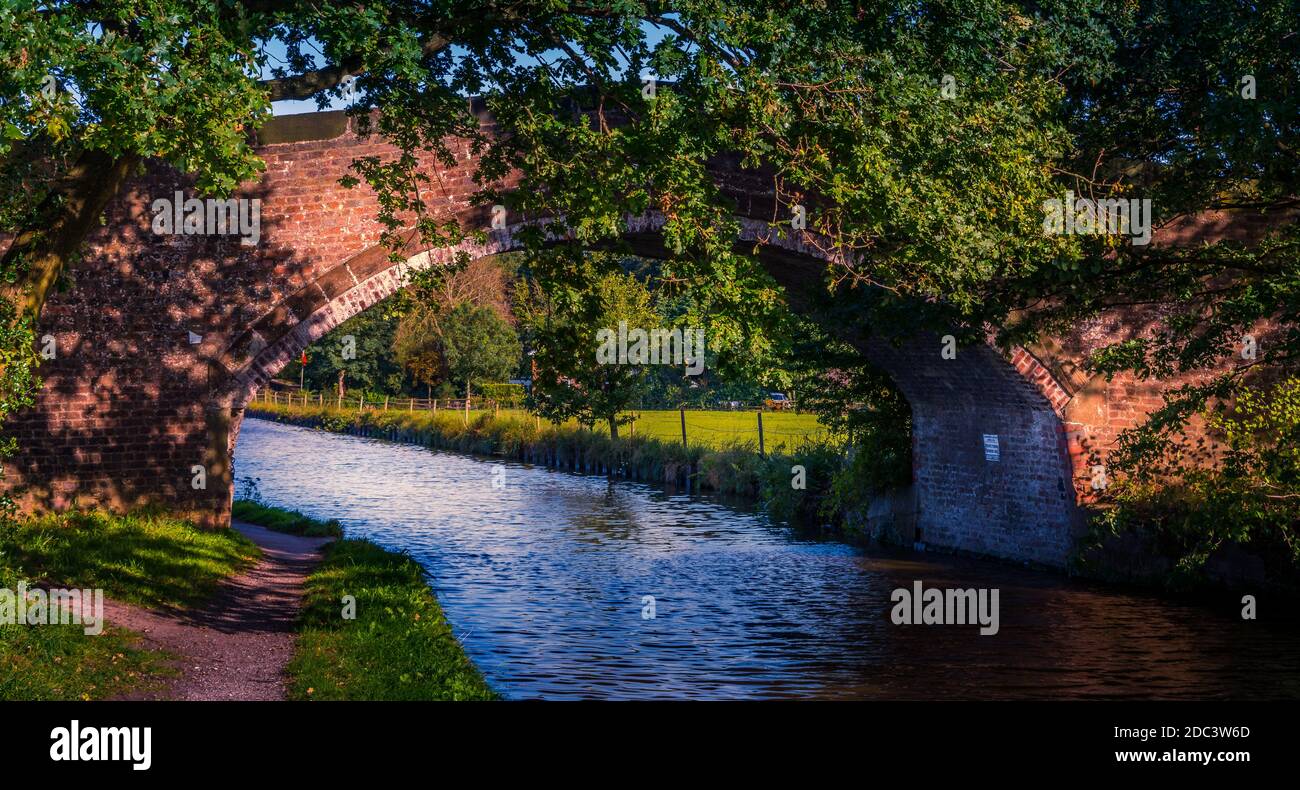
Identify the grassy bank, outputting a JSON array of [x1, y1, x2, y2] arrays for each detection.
[[251, 400, 729, 488], [260, 396, 829, 451], [233, 499, 494, 699], [248, 400, 835, 497], [1, 509, 258, 608], [0, 509, 259, 700], [247, 400, 914, 545], [287, 538, 497, 700], [232, 499, 343, 537]]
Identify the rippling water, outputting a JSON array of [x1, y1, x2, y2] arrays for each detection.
[[235, 417, 1300, 700]]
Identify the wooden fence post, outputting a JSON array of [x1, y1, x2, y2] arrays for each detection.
[[757, 410, 765, 458], [680, 407, 687, 448]]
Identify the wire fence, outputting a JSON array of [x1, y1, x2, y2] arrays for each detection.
[[257, 388, 506, 414]]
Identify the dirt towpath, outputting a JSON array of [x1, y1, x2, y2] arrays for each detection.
[[108, 522, 332, 701]]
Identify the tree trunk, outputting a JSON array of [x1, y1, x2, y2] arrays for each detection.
[[608, 415, 618, 439], [1, 149, 138, 327]]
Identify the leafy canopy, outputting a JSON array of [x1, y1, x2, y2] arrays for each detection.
[[516, 260, 661, 436], [440, 301, 521, 395]]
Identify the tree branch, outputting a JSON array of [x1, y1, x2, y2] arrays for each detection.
[[260, 34, 451, 102], [1, 149, 138, 325]]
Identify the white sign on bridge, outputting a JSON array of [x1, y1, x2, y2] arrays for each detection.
[[983, 434, 1000, 462]]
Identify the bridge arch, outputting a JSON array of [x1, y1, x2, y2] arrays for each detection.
[[217, 210, 1083, 567], [6, 110, 1113, 569]]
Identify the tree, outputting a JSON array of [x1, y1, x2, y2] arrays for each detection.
[[391, 306, 446, 399], [400, 256, 514, 322], [390, 256, 514, 394], [392, 327, 444, 400], [997, 0, 1300, 479], [467, 1, 1297, 470], [517, 263, 661, 438], [298, 308, 402, 397], [439, 302, 520, 405]]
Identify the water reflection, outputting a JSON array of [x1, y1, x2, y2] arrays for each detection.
[[235, 418, 1300, 700]]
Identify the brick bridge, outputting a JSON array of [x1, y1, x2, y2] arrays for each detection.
[[4, 111, 1268, 567]]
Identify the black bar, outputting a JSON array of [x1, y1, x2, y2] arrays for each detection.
[[5, 701, 1290, 779]]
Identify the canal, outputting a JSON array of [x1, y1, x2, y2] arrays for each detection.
[[235, 417, 1300, 700]]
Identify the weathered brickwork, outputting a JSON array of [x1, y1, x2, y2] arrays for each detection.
[[3, 110, 1271, 567]]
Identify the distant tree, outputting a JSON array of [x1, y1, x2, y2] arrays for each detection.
[[517, 267, 660, 438], [396, 344, 444, 400], [404, 256, 514, 321], [440, 303, 521, 404], [390, 256, 515, 394], [392, 308, 446, 399], [299, 309, 402, 397]]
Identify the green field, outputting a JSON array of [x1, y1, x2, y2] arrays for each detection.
[[447, 408, 829, 451], [262, 393, 833, 452], [618, 409, 830, 452]]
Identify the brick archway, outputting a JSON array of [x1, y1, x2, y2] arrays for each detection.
[[215, 209, 1083, 567], [11, 109, 1232, 568]]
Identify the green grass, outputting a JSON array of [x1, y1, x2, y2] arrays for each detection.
[[0, 606, 176, 701], [287, 538, 497, 700], [232, 499, 343, 537], [0, 509, 258, 700], [0, 509, 258, 609], [457, 407, 827, 451], [620, 408, 828, 452]]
